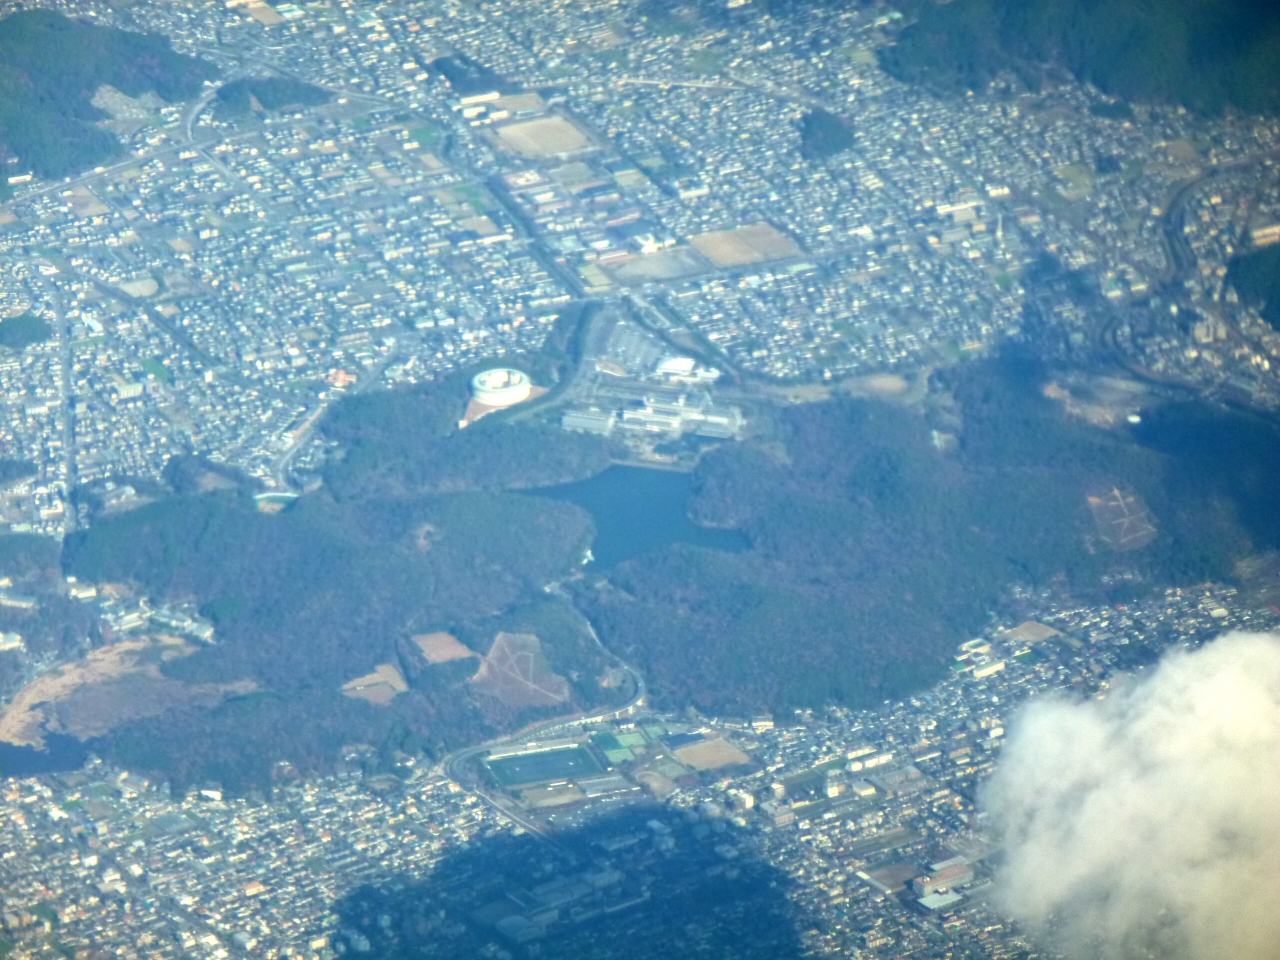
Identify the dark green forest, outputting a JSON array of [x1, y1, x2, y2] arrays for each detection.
[[55, 356, 1280, 789], [1227, 244, 1280, 328], [319, 375, 612, 499], [579, 356, 1263, 717], [799, 109, 854, 161], [60, 374, 626, 792], [215, 78, 331, 114], [0, 459, 37, 487], [63, 487, 605, 792], [0, 10, 216, 180], [880, 0, 1280, 115]]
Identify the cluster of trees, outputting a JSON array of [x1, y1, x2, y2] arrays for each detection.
[[428, 54, 517, 96], [1227, 245, 1280, 328], [0, 313, 51, 351], [319, 375, 612, 499], [580, 354, 1259, 717], [799, 109, 854, 161], [50, 369, 625, 791], [0, 533, 97, 703], [0, 458, 36, 487], [879, 0, 1280, 115], [214, 78, 331, 114], [43, 350, 1280, 788], [0, 10, 216, 182], [61, 483, 599, 792]]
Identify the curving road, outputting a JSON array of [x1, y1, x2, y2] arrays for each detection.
[[440, 614, 646, 845], [1097, 147, 1280, 375]]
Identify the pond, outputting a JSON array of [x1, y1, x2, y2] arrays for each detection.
[[0, 733, 87, 779], [535, 465, 748, 568]]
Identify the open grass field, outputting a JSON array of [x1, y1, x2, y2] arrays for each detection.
[[494, 116, 593, 157], [690, 223, 802, 268], [484, 744, 603, 787]]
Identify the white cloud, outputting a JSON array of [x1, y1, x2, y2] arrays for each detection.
[[981, 632, 1280, 960]]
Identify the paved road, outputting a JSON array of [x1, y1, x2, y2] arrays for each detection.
[[440, 612, 646, 847], [184, 87, 221, 143], [267, 352, 395, 490], [30, 272, 78, 530], [1097, 146, 1280, 370]]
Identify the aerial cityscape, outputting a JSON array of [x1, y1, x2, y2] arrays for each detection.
[[1, 0, 1280, 957]]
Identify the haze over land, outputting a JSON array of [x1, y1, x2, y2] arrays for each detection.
[[0, 0, 1280, 956]]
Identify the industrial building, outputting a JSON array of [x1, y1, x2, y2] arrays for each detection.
[[471, 368, 533, 407], [460, 367, 546, 427]]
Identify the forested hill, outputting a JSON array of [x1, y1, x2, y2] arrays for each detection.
[[1227, 244, 1280, 329], [880, 0, 1280, 115], [0, 10, 216, 181], [580, 355, 1272, 718]]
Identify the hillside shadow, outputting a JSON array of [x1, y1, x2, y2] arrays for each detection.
[[329, 805, 812, 959]]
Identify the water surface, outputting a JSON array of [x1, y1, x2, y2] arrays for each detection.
[[536, 465, 748, 567], [0, 733, 87, 778]]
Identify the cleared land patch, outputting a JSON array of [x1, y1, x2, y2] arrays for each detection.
[[244, 2, 284, 24], [519, 783, 585, 807], [341, 662, 409, 706], [493, 116, 593, 158], [608, 247, 706, 285], [469, 631, 570, 707], [673, 736, 751, 771], [67, 186, 110, 218], [689, 223, 801, 268], [1002, 620, 1061, 644], [0, 638, 255, 748], [118, 278, 159, 298], [412, 631, 476, 664], [634, 769, 679, 798], [1087, 487, 1157, 550]]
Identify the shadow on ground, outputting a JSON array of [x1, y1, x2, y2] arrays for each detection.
[[330, 806, 812, 959]]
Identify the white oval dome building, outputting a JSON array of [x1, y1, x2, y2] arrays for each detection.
[[471, 367, 532, 408]]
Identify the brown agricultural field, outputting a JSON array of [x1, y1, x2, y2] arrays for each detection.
[[412, 631, 477, 664]]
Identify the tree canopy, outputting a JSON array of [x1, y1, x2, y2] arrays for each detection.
[[880, 0, 1280, 115], [0, 10, 216, 179], [580, 355, 1262, 716]]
